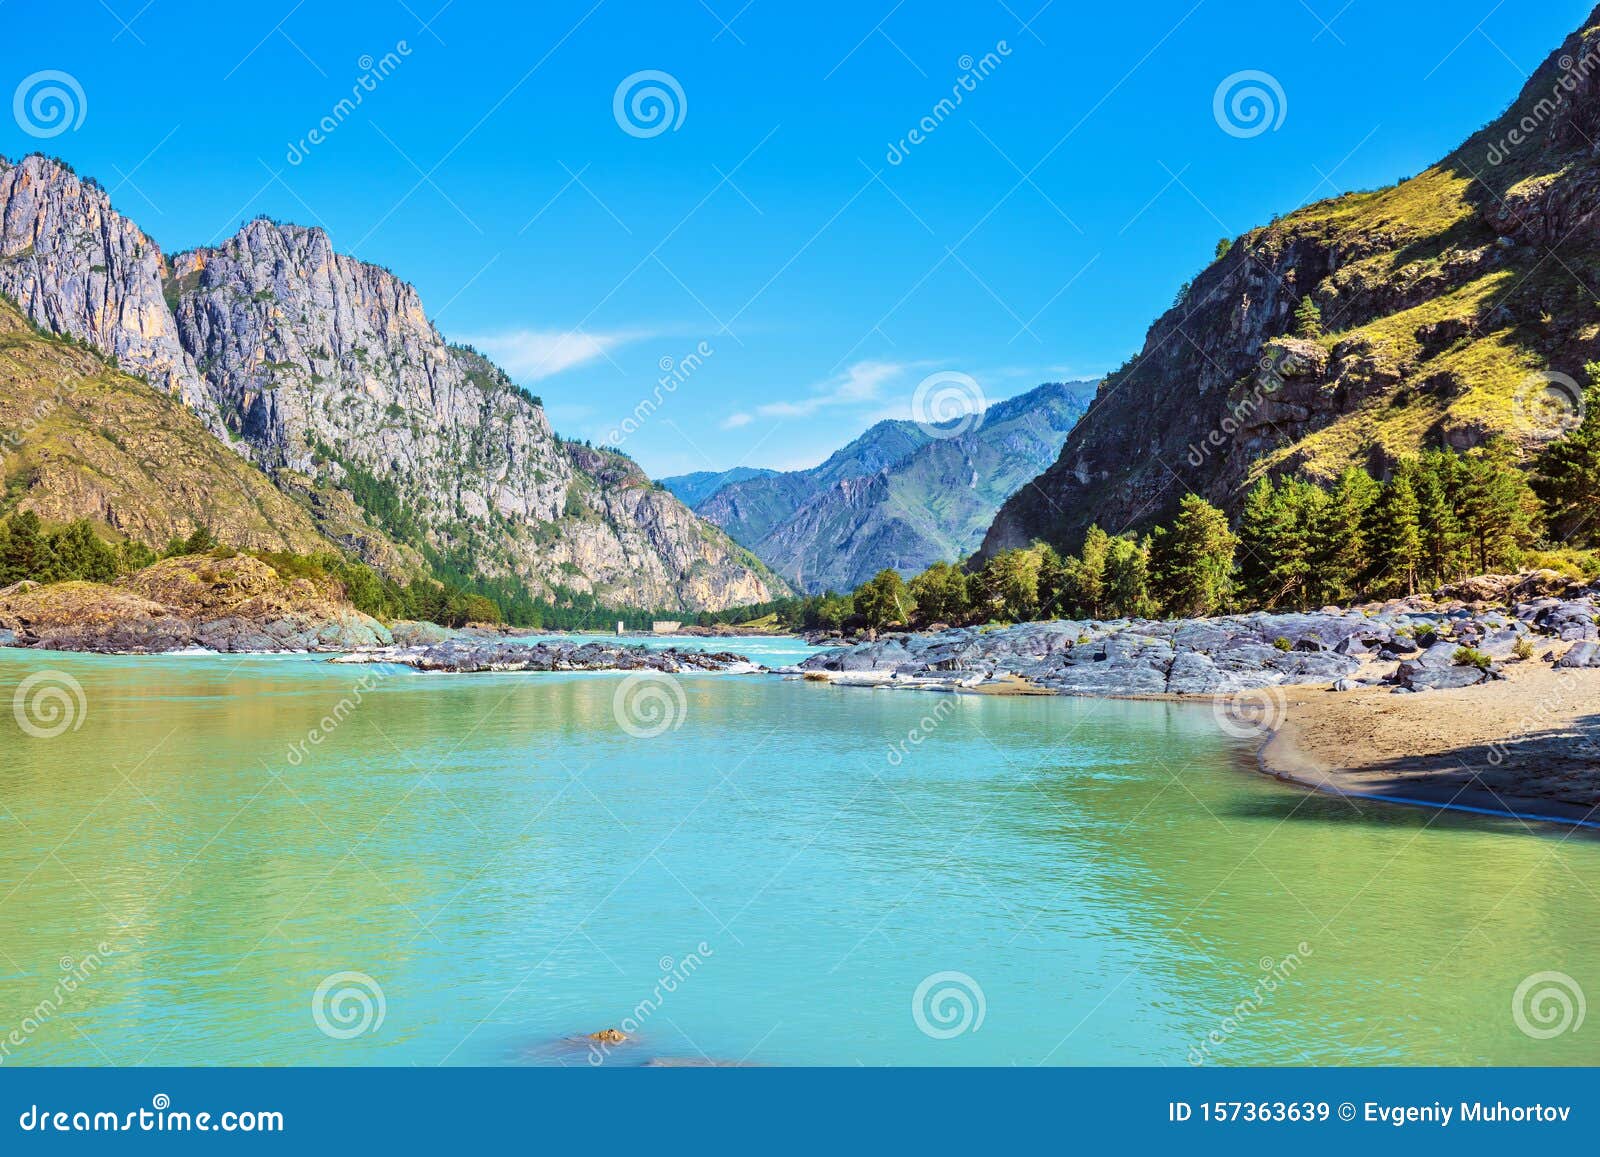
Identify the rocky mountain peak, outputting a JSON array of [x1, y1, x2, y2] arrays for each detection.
[[1, 155, 785, 611], [0, 153, 217, 426]]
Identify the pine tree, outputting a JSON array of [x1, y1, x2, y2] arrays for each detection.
[[854, 569, 914, 630], [1311, 467, 1378, 604], [1534, 377, 1600, 545], [1150, 496, 1237, 617], [1103, 534, 1153, 619], [976, 549, 1043, 622], [49, 519, 120, 583], [1413, 451, 1466, 586], [1453, 445, 1539, 573], [120, 539, 156, 572], [1060, 525, 1111, 618], [1363, 472, 1423, 597], [1293, 295, 1323, 338], [908, 561, 970, 624], [1237, 478, 1279, 605], [1035, 544, 1068, 619], [811, 592, 853, 630], [1236, 478, 1323, 609], [0, 511, 58, 584]]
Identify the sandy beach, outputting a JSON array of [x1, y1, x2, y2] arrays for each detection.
[[1259, 659, 1600, 828]]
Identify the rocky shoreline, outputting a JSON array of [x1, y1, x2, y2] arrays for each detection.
[[332, 638, 759, 675], [794, 573, 1598, 696], [0, 555, 391, 654], [794, 572, 1600, 830]]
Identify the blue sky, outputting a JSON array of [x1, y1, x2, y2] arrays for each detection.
[[6, 0, 1591, 475]]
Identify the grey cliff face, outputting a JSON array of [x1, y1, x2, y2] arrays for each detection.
[[0, 157, 784, 612], [0, 155, 218, 427], [165, 219, 785, 610]]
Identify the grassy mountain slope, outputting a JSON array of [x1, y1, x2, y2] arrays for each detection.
[[983, 5, 1600, 557], [0, 295, 337, 553]]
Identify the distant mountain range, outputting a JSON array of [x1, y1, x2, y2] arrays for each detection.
[[665, 381, 1094, 592], [659, 466, 778, 510], [0, 154, 786, 612], [981, 4, 1600, 562]]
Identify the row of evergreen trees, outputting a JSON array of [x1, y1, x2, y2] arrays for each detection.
[[814, 381, 1600, 632], [0, 511, 786, 633], [10, 370, 1600, 633], [0, 512, 510, 628]]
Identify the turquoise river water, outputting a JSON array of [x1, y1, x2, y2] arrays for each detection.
[[0, 637, 1596, 1066]]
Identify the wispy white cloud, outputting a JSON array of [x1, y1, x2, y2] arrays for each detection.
[[754, 360, 914, 419], [458, 327, 655, 381], [721, 412, 753, 429]]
